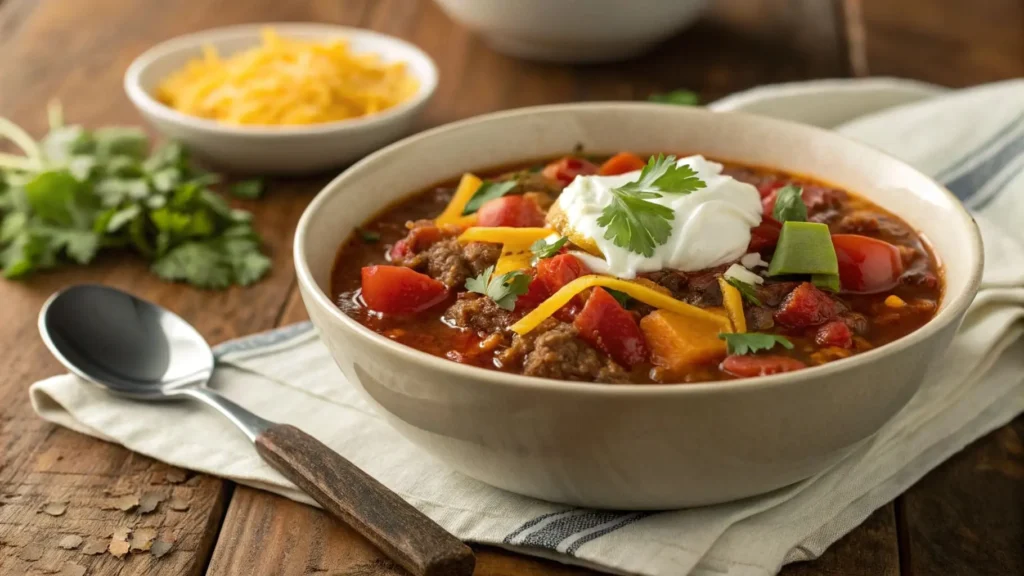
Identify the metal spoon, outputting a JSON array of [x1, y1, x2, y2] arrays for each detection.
[[38, 284, 474, 576]]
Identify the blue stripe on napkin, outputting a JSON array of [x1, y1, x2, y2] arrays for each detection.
[[505, 510, 654, 556], [946, 127, 1024, 204], [936, 111, 1024, 183]]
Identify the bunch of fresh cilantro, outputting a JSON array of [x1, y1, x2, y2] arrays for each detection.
[[0, 104, 270, 288]]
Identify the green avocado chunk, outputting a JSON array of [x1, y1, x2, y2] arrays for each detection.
[[767, 221, 839, 278]]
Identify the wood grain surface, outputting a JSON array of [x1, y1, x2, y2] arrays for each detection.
[[0, 0, 1021, 575]]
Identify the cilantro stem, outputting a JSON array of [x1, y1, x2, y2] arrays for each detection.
[[0, 117, 43, 163]]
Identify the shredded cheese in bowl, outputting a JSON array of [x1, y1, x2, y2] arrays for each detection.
[[156, 29, 420, 126]]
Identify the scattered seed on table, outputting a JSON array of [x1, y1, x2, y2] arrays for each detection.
[[151, 539, 173, 558], [81, 540, 108, 555], [109, 539, 130, 558], [130, 528, 157, 552], [58, 535, 83, 550], [102, 495, 140, 511], [139, 492, 165, 514], [40, 501, 68, 516]]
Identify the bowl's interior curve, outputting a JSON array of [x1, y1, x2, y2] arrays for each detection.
[[297, 103, 982, 389]]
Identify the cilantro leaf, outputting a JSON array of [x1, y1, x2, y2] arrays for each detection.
[[529, 235, 567, 265], [648, 89, 700, 106], [772, 185, 807, 223], [597, 155, 706, 257], [724, 276, 763, 306], [231, 179, 265, 199], [606, 288, 632, 307], [358, 228, 381, 243], [462, 180, 516, 215], [718, 333, 794, 355], [465, 266, 531, 311], [0, 107, 271, 288]]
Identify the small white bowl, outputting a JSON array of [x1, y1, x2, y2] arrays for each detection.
[[124, 24, 438, 175], [433, 0, 710, 63]]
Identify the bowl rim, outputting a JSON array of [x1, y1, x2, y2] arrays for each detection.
[[294, 102, 984, 397], [123, 22, 439, 137]]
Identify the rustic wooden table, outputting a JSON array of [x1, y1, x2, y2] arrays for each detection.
[[1, 1, 1021, 575]]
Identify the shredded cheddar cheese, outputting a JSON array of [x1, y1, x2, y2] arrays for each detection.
[[457, 227, 552, 245], [436, 174, 483, 226], [457, 226, 552, 276], [494, 246, 533, 275], [511, 275, 732, 335], [157, 29, 419, 126], [718, 277, 746, 333], [884, 295, 907, 308]]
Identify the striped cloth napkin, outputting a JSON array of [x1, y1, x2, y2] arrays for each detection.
[[30, 79, 1024, 576]]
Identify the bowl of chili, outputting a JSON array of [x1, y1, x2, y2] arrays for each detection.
[[293, 103, 982, 509]]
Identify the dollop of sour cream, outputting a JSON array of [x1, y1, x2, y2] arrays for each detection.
[[556, 155, 763, 278]]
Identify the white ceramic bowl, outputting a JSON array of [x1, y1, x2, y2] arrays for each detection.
[[294, 103, 983, 509], [124, 24, 438, 175], [433, 0, 710, 63]]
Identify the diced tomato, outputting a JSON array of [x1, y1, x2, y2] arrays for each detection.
[[537, 253, 590, 322], [536, 253, 589, 294], [598, 152, 646, 176], [388, 225, 445, 261], [722, 355, 807, 377], [831, 234, 904, 294], [541, 156, 598, 186], [389, 238, 411, 260], [815, 321, 853, 348], [476, 195, 547, 228], [748, 219, 782, 252], [774, 282, 837, 327], [360, 266, 447, 314], [756, 181, 784, 199], [574, 288, 648, 367], [515, 274, 550, 312]]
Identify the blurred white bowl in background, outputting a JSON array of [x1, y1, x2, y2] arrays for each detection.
[[433, 0, 710, 63], [124, 23, 438, 175]]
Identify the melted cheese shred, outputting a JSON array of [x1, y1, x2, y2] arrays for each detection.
[[157, 29, 420, 126], [436, 174, 483, 226], [511, 275, 732, 335]]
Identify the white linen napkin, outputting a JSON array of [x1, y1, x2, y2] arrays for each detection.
[[30, 79, 1024, 576]]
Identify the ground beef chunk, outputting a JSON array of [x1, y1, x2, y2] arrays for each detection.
[[641, 266, 727, 308], [414, 238, 500, 288], [839, 311, 869, 335], [754, 281, 800, 307], [744, 306, 775, 331], [498, 319, 628, 383], [443, 293, 513, 334], [837, 211, 912, 239]]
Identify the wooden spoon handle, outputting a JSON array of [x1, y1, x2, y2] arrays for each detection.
[[255, 423, 475, 576]]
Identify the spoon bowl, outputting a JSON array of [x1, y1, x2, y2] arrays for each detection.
[[39, 284, 213, 400]]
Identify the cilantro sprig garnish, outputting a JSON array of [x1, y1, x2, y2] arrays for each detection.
[[529, 235, 567, 265], [462, 180, 517, 215], [772, 185, 807, 223], [0, 103, 270, 288], [596, 154, 706, 257], [724, 277, 763, 306], [718, 333, 794, 355], [465, 266, 531, 311]]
